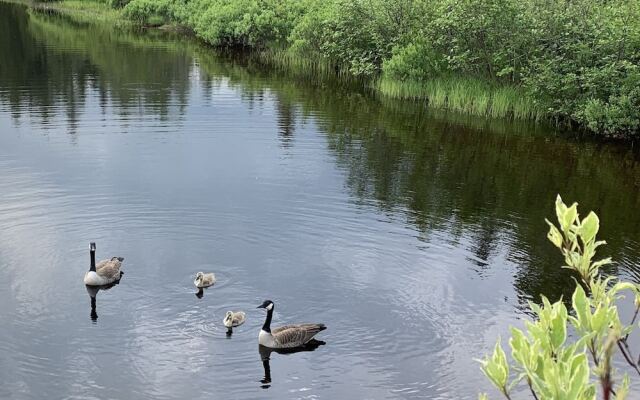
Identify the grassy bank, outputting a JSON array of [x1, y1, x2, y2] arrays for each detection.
[[376, 77, 544, 121], [27, 0, 126, 25], [9, 0, 640, 138]]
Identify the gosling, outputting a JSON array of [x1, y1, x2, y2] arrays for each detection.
[[194, 272, 216, 288]]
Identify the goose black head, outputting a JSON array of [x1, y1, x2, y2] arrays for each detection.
[[257, 300, 274, 311], [90, 242, 96, 252]]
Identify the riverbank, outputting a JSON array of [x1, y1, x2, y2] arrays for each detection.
[[8, 0, 640, 139], [20, 0, 125, 25]]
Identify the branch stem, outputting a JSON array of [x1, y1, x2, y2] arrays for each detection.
[[617, 340, 640, 376]]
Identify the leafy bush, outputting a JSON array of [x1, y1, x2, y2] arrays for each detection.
[[382, 40, 446, 81], [182, 0, 305, 47], [478, 196, 640, 399], [122, 0, 175, 25], [112, 0, 640, 136], [109, 0, 132, 8], [289, 0, 423, 76]]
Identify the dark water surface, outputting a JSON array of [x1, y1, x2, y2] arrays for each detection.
[[1, 3, 640, 399]]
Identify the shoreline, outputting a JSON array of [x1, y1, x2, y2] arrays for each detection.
[[5, 0, 638, 141], [6, 0, 548, 123]]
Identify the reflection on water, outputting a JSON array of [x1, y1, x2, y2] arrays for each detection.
[[1, 3, 640, 399], [86, 280, 122, 322], [258, 341, 326, 389]]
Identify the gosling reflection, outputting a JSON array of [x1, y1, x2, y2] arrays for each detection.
[[85, 275, 122, 322], [195, 288, 204, 299], [258, 340, 325, 389]]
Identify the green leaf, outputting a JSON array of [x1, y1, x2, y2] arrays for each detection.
[[579, 212, 599, 244], [477, 338, 509, 392], [616, 375, 630, 400], [567, 354, 589, 400], [546, 219, 563, 248], [562, 202, 578, 232], [555, 194, 567, 227], [549, 304, 567, 350], [571, 285, 591, 331]]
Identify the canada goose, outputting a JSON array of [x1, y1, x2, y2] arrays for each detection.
[[194, 272, 215, 288], [83, 242, 124, 286], [223, 311, 246, 328], [257, 300, 326, 348]]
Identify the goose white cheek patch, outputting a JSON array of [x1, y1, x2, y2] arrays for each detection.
[[266, 304, 273, 311]]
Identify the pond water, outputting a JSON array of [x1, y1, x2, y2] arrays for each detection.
[[1, 3, 640, 399]]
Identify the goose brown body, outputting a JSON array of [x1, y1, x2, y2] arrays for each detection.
[[84, 243, 124, 286]]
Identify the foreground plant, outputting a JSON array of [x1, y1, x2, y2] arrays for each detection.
[[478, 195, 640, 399]]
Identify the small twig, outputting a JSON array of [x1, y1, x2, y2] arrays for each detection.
[[630, 304, 640, 326], [617, 340, 640, 376], [624, 304, 640, 341], [589, 339, 600, 366], [527, 379, 539, 400]]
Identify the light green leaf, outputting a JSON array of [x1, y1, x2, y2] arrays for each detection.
[[550, 304, 567, 350], [562, 203, 578, 232], [478, 338, 509, 392], [571, 285, 590, 331], [567, 354, 589, 400], [546, 219, 563, 248], [555, 194, 567, 227], [579, 212, 599, 244], [616, 375, 630, 400]]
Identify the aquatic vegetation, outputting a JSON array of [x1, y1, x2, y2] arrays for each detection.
[[479, 196, 640, 399], [375, 77, 543, 121]]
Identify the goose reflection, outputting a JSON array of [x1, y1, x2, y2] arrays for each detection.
[[258, 340, 325, 389], [85, 273, 122, 322]]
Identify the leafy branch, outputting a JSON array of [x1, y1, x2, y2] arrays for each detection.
[[478, 195, 640, 400]]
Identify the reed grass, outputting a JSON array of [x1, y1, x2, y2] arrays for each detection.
[[260, 51, 545, 121], [257, 49, 365, 85], [376, 76, 544, 121], [28, 0, 128, 26]]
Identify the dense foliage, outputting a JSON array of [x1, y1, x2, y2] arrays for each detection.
[[479, 196, 640, 399], [100, 0, 640, 136]]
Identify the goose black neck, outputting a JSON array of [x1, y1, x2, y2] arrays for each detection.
[[262, 307, 273, 332], [90, 250, 96, 272]]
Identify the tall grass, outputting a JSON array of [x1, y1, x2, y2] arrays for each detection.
[[31, 0, 127, 25], [376, 76, 544, 121], [258, 50, 355, 82], [260, 52, 545, 121]]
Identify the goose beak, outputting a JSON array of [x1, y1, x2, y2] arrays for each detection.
[[257, 304, 265, 309]]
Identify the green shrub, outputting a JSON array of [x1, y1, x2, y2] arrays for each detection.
[[478, 196, 640, 399], [289, 0, 423, 76], [382, 40, 446, 81], [109, 0, 132, 8], [112, 0, 640, 136], [122, 0, 174, 25], [184, 0, 305, 47]]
